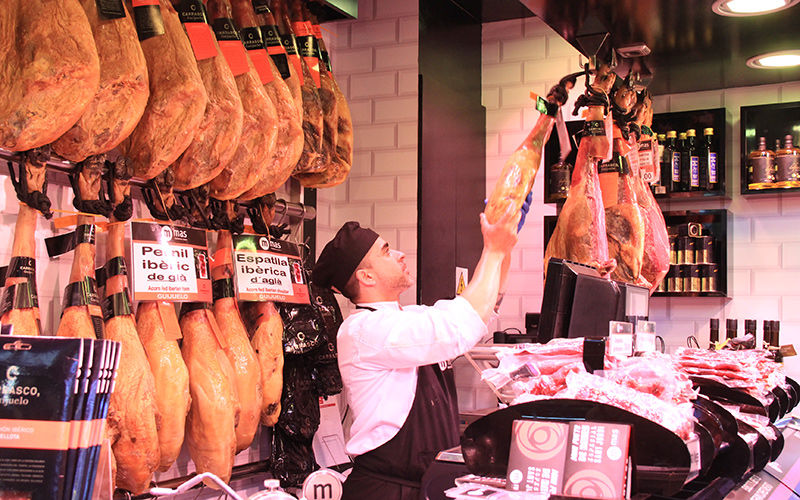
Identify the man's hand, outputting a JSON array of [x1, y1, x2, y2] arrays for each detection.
[[463, 204, 520, 323], [480, 202, 520, 256]]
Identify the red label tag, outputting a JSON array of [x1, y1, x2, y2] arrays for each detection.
[[292, 21, 313, 37], [305, 56, 321, 88], [132, 0, 159, 6], [312, 24, 322, 38], [53, 215, 79, 230], [289, 53, 303, 84], [205, 309, 228, 349], [212, 247, 232, 269], [248, 48, 275, 85], [184, 22, 217, 61], [88, 304, 103, 319], [157, 301, 183, 341], [218, 40, 250, 76]]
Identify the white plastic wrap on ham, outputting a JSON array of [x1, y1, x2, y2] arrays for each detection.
[[603, 353, 697, 405], [482, 339, 695, 409], [719, 402, 778, 444], [556, 371, 696, 440], [674, 347, 786, 396], [481, 338, 604, 398]]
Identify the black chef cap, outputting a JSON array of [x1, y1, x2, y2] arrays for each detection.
[[312, 221, 379, 292]]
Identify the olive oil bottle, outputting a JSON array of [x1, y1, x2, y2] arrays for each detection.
[[698, 128, 717, 191]]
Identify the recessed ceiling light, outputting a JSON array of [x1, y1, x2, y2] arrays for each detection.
[[712, 0, 800, 16], [747, 50, 800, 68]]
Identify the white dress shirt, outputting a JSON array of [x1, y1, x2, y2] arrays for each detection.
[[338, 296, 488, 456]]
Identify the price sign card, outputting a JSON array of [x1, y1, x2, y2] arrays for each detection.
[[130, 222, 212, 302], [232, 234, 310, 304]]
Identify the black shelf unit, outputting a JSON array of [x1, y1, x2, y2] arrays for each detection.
[[652, 209, 729, 298], [544, 210, 729, 298], [542, 108, 727, 204], [740, 101, 800, 195], [650, 107, 727, 200]]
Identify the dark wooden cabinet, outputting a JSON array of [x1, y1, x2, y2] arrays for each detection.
[[544, 210, 730, 298], [741, 101, 800, 195], [543, 108, 727, 204], [652, 209, 729, 298], [649, 107, 727, 200]]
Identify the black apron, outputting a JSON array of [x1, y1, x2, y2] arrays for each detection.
[[342, 308, 461, 500]]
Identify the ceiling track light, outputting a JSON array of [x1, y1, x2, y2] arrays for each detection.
[[712, 0, 800, 16], [746, 50, 800, 68]]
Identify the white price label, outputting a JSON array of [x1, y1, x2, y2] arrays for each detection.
[[232, 234, 310, 304], [634, 332, 657, 353], [130, 222, 211, 302], [608, 334, 633, 358]]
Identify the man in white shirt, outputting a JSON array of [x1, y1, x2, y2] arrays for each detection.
[[312, 205, 520, 500]]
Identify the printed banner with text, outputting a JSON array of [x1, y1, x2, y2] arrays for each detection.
[[232, 234, 310, 304], [130, 222, 212, 302]]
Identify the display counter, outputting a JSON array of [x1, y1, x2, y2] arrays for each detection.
[[426, 340, 800, 500]]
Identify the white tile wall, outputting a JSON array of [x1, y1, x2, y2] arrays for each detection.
[[8, 2, 800, 475], [480, 17, 800, 401], [320, 0, 420, 321], [325, 13, 800, 411]]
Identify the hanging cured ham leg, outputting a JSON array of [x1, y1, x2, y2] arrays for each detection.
[[294, 4, 354, 188], [104, 161, 191, 474], [51, 0, 148, 163], [0, 148, 53, 337], [56, 156, 107, 340], [232, 0, 303, 199], [240, 300, 284, 426], [172, 12, 244, 191], [206, 0, 279, 200], [211, 231, 263, 452], [181, 304, 240, 486], [101, 216, 161, 494], [603, 82, 649, 288], [120, 0, 207, 180], [486, 76, 574, 224], [0, 0, 100, 152], [274, 0, 324, 174], [135, 302, 190, 470], [630, 92, 670, 292], [543, 66, 623, 278], [543, 128, 617, 278]]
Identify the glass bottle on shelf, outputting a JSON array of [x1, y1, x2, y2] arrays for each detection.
[[726, 318, 738, 340], [699, 127, 717, 191], [775, 134, 800, 188], [676, 132, 688, 192], [549, 158, 572, 200], [685, 129, 700, 190], [747, 136, 776, 190], [653, 133, 667, 195], [709, 318, 719, 349], [659, 131, 676, 194]]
